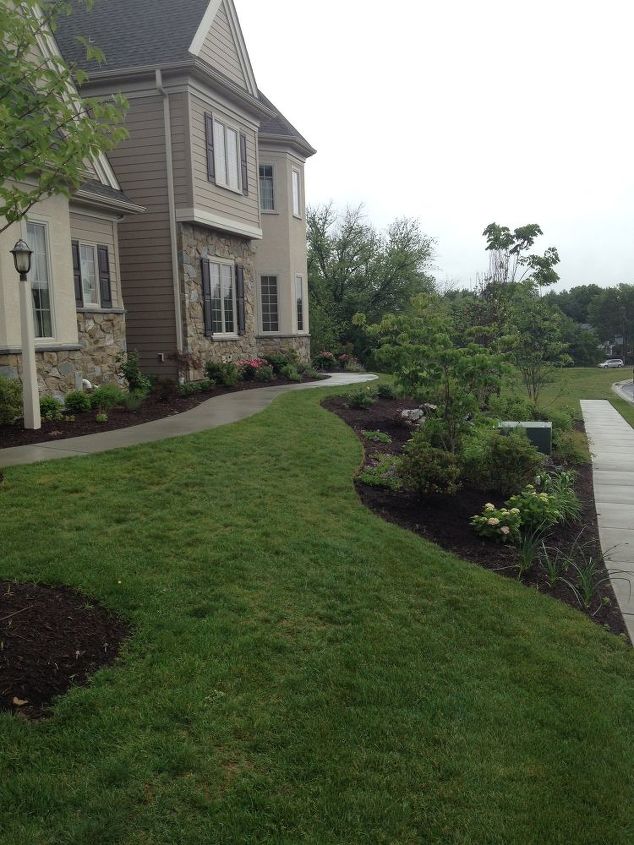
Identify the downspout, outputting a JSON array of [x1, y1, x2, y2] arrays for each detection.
[[156, 68, 184, 363]]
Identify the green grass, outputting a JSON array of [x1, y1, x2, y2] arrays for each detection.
[[1, 387, 634, 844], [532, 366, 634, 425]]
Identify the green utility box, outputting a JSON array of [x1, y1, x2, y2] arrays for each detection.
[[498, 421, 553, 455]]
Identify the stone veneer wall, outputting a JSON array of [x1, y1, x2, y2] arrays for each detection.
[[0, 311, 126, 398], [179, 223, 311, 380], [256, 335, 311, 364], [179, 223, 258, 380]]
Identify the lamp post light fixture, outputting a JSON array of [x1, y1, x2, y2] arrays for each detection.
[[10, 239, 41, 430]]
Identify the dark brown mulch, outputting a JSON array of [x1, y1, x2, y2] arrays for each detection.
[[323, 395, 630, 639], [0, 581, 129, 720], [0, 374, 326, 450]]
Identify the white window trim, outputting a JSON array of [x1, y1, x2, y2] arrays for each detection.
[[78, 241, 101, 308], [258, 274, 280, 334], [25, 217, 56, 340], [291, 168, 302, 219], [206, 255, 238, 338], [213, 117, 242, 195], [259, 163, 276, 213], [295, 273, 306, 333]]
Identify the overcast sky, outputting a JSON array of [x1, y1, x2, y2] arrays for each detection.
[[238, 0, 634, 291]]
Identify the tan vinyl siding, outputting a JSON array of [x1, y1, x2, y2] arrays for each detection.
[[169, 92, 194, 207], [188, 92, 260, 229], [104, 93, 178, 376], [69, 211, 121, 308], [198, 2, 247, 89]]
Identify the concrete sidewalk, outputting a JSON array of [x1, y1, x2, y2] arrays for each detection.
[[0, 373, 377, 469], [581, 399, 634, 640]]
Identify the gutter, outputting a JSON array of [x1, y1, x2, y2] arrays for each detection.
[[156, 68, 184, 356], [73, 188, 146, 215]]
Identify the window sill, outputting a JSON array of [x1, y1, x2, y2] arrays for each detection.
[[207, 334, 241, 342], [77, 307, 126, 315], [292, 214, 303, 221], [213, 180, 245, 197], [261, 209, 279, 215]]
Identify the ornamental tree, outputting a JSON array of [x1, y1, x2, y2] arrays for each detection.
[[0, 0, 128, 234], [358, 295, 506, 453]]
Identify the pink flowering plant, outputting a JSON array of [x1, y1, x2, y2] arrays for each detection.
[[471, 503, 522, 543], [236, 357, 269, 380]]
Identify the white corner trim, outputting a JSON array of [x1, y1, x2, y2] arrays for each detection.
[[188, 0, 223, 57], [175, 207, 262, 240]]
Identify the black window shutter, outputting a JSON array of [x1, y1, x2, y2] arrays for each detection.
[[236, 266, 246, 335], [201, 258, 213, 336], [97, 245, 112, 308], [240, 133, 248, 196], [72, 240, 83, 307], [205, 113, 215, 182]]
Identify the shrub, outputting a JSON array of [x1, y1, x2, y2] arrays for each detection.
[[487, 393, 534, 421], [0, 376, 22, 425], [123, 390, 147, 412], [254, 365, 275, 382], [462, 427, 545, 496], [236, 357, 269, 381], [117, 351, 152, 394], [178, 379, 216, 397], [95, 412, 108, 424], [361, 430, 392, 445], [506, 485, 562, 533], [90, 384, 125, 412], [264, 353, 290, 374], [344, 387, 377, 410], [471, 503, 522, 543], [280, 364, 301, 383], [313, 350, 336, 370], [40, 395, 64, 421], [206, 361, 241, 387], [400, 434, 461, 496], [64, 389, 91, 415], [304, 368, 321, 381], [377, 383, 398, 401], [358, 455, 402, 491]]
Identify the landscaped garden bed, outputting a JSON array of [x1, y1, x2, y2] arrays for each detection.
[[0, 581, 129, 720], [324, 391, 630, 638], [0, 353, 329, 449]]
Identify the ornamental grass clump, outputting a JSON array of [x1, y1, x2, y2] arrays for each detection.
[[471, 503, 522, 543]]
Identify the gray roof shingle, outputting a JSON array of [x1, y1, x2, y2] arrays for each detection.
[[258, 91, 316, 156], [55, 0, 209, 72]]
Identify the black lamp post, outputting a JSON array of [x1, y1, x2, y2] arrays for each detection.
[[10, 239, 33, 281], [10, 238, 40, 429]]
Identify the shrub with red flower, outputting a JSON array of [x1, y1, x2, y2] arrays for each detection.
[[313, 350, 336, 371], [236, 357, 269, 380]]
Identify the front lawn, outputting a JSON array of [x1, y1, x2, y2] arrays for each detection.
[[1, 386, 633, 844], [530, 366, 634, 426]]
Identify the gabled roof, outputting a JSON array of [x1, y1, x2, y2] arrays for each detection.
[[258, 92, 316, 159], [54, 0, 211, 73]]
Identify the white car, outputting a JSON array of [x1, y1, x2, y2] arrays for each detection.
[[598, 359, 625, 368]]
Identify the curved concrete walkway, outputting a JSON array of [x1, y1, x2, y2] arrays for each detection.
[[581, 399, 634, 640], [0, 373, 377, 469]]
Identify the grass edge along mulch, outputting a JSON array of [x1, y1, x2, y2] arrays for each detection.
[[0, 385, 633, 844]]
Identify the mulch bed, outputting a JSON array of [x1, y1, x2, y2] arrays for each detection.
[[0, 374, 326, 450], [324, 395, 630, 639], [0, 581, 129, 719]]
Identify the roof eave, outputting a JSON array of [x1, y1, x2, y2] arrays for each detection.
[[73, 188, 146, 215], [258, 132, 316, 159]]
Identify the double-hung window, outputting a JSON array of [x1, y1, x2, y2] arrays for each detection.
[[26, 221, 53, 338], [209, 260, 237, 335], [214, 119, 240, 191], [79, 244, 99, 306], [259, 275, 279, 333], [295, 274, 305, 332], [72, 241, 113, 309], [292, 169, 301, 218], [259, 165, 275, 211]]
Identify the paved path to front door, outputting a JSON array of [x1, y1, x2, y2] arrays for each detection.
[[0, 373, 377, 469], [581, 399, 634, 640]]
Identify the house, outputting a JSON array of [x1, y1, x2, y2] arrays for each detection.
[[56, 0, 316, 383], [0, 15, 144, 396]]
